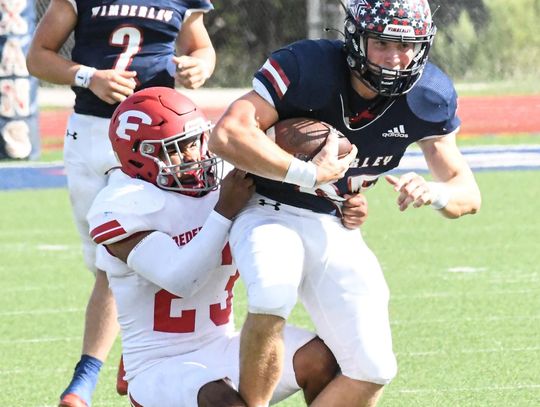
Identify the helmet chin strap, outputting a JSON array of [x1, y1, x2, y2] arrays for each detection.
[[348, 69, 396, 129]]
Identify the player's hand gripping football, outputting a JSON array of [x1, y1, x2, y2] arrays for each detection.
[[341, 193, 368, 229], [89, 69, 137, 104], [174, 55, 211, 89], [312, 131, 357, 186], [385, 172, 437, 211], [215, 169, 255, 220]]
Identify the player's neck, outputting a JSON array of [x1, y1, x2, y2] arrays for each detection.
[[350, 72, 378, 101]]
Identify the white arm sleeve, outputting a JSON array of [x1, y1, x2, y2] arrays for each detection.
[[126, 210, 231, 297]]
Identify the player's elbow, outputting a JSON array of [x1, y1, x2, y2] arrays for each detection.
[[466, 183, 482, 215], [209, 115, 240, 158], [208, 124, 226, 156], [26, 51, 39, 78], [468, 191, 482, 215], [168, 274, 208, 298], [26, 45, 49, 79], [443, 189, 481, 219]]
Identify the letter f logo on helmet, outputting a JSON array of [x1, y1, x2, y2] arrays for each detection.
[[116, 110, 152, 141]]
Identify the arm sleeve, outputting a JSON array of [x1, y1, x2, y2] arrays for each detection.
[[126, 210, 231, 297]]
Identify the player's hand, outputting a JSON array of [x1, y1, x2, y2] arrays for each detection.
[[312, 131, 357, 186], [173, 56, 211, 89], [341, 193, 368, 229], [215, 168, 255, 219], [89, 70, 137, 104], [385, 172, 436, 211]]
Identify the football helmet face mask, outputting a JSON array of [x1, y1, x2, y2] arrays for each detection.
[[109, 87, 223, 196], [344, 0, 437, 97]]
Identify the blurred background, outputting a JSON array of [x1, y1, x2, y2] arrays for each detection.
[[1, 2, 539, 406], [33, 0, 540, 88], [11, 0, 536, 161]]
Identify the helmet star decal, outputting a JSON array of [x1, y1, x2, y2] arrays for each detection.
[[350, 0, 431, 36], [349, 0, 370, 14]]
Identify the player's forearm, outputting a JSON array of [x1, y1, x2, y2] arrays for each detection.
[[210, 115, 292, 181], [188, 47, 216, 77], [436, 173, 481, 218], [26, 48, 81, 86], [127, 211, 231, 297]]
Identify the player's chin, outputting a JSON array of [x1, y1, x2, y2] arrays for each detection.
[[179, 174, 198, 185]]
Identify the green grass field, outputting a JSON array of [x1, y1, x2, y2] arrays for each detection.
[[1, 157, 540, 406]]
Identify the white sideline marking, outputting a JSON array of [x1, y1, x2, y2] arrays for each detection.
[[0, 243, 79, 251], [400, 345, 540, 356], [0, 336, 81, 345], [37, 244, 71, 251], [448, 266, 487, 273], [0, 284, 87, 293], [392, 287, 539, 300], [35, 404, 119, 407], [397, 384, 540, 394], [391, 314, 540, 325], [0, 160, 64, 169], [0, 365, 117, 375], [0, 307, 84, 316], [399, 145, 540, 171], [38, 404, 117, 407]]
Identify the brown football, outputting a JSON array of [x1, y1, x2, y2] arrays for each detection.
[[266, 118, 353, 161]]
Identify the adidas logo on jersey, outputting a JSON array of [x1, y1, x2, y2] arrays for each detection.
[[382, 125, 408, 138]]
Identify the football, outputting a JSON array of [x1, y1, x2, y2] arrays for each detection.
[[266, 118, 353, 161]]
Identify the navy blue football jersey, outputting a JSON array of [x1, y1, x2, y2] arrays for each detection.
[[254, 39, 460, 214], [70, 0, 213, 118]]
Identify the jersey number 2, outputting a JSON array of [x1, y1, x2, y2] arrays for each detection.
[[110, 26, 142, 71], [153, 244, 237, 333]]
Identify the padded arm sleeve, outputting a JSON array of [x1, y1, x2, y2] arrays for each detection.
[[126, 210, 231, 297]]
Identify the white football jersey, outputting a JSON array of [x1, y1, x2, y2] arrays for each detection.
[[87, 171, 237, 379]]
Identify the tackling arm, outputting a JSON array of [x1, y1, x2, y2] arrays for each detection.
[[102, 168, 254, 297], [106, 211, 231, 298]]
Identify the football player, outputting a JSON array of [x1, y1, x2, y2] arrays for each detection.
[[209, 0, 481, 405], [88, 87, 339, 406], [26, 1, 215, 406]]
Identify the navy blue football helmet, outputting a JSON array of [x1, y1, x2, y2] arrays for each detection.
[[344, 0, 437, 97]]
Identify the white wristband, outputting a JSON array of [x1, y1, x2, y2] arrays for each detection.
[[283, 157, 317, 188], [428, 182, 450, 210], [74, 65, 96, 88]]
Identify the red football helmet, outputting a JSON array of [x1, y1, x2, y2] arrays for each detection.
[[344, 0, 437, 96], [109, 87, 222, 196]]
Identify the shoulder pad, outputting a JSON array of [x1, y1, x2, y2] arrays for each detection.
[[87, 172, 165, 244], [285, 39, 344, 110], [406, 63, 458, 124], [260, 39, 345, 111]]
